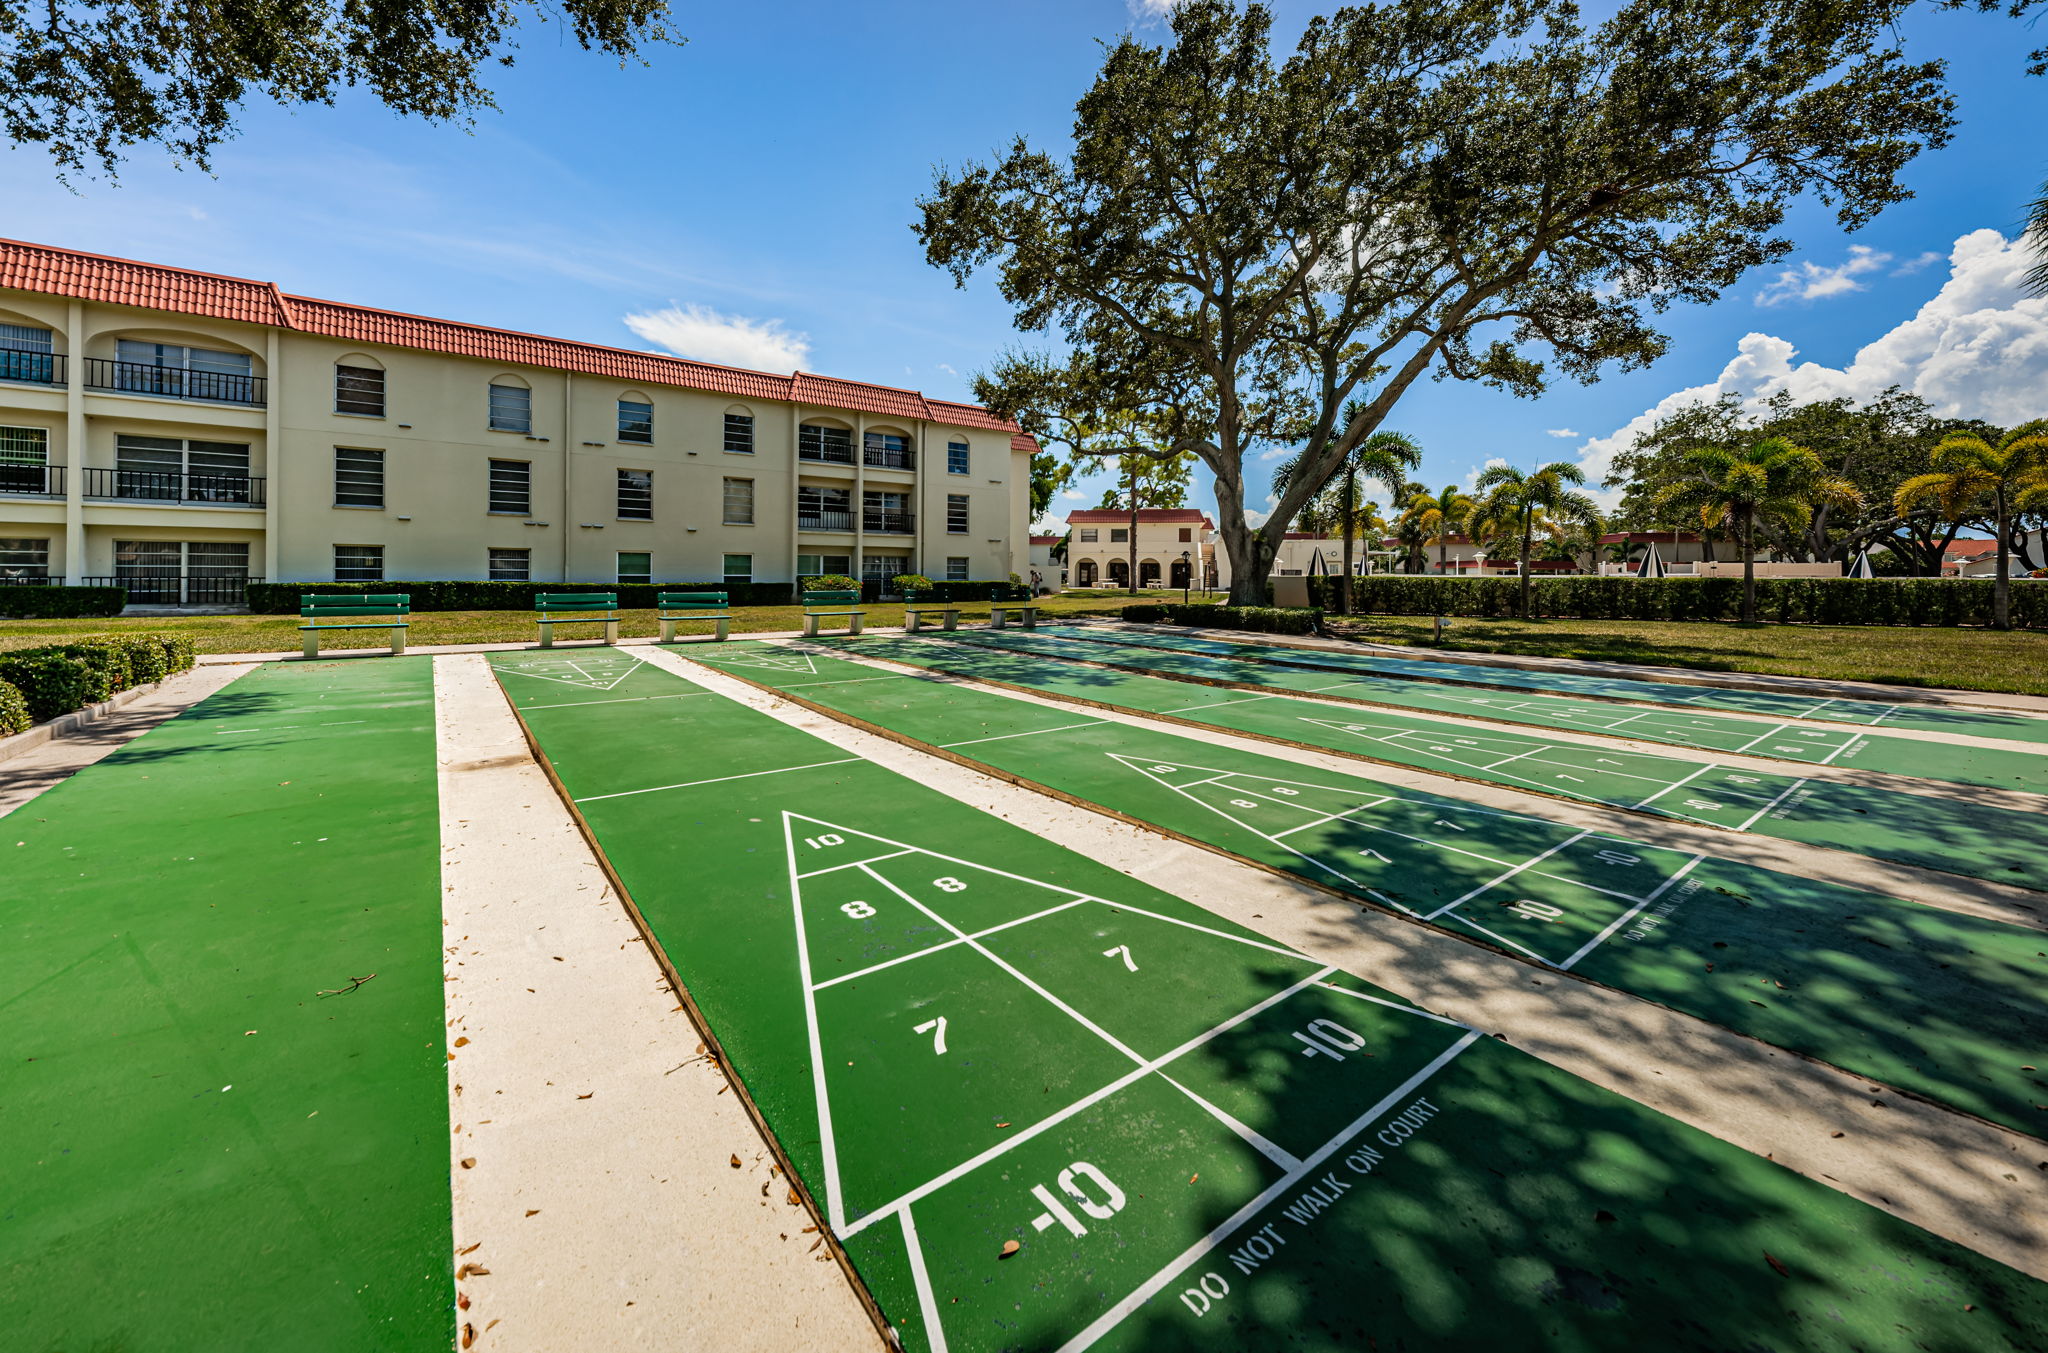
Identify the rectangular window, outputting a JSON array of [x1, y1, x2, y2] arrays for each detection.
[[863, 430, 914, 470], [946, 556, 969, 581], [334, 447, 385, 508], [488, 383, 532, 433], [0, 324, 57, 385], [722, 553, 752, 584], [335, 365, 385, 416], [722, 477, 754, 525], [489, 459, 531, 514], [863, 490, 911, 534], [113, 435, 252, 503], [334, 544, 384, 581], [1078, 528, 1097, 543], [617, 399, 653, 444], [0, 537, 50, 582], [616, 551, 651, 585], [796, 553, 852, 578], [186, 541, 249, 578], [723, 413, 755, 454], [488, 547, 531, 582], [1110, 527, 1128, 543], [617, 468, 653, 520], [798, 484, 852, 530], [946, 494, 969, 535], [0, 323, 53, 353], [1, 426, 48, 465], [112, 340, 258, 403], [861, 555, 907, 585], [798, 423, 854, 463], [1178, 527, 1192, 542], [947, 440, 970, 475]]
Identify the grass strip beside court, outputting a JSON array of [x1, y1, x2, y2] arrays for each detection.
[[1025, 625, 2048, 791], [701, 641, 2048, 1139], [495, 647, 2047, 1352], [838, 631, 2048, 892], [1, 658, 451, 1352]]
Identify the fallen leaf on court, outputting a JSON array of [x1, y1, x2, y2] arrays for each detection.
[[787, 1188, 801, 1206], [1832, 1130, 1846, 1138], [526, 1210, 540, 1217], [461, 1158, 477, 1169], [999, 1241, 1021, 1259], [730, 1154, 742, 1169], [1189, 1174, 1199, 1184], [243, 1030, 257, 1036], [458, 1242, 481, 1255], [457, 1263, 491, 1279], [576, 1092, 593, 1100], [454, 1037, 470, 1047], [995, 1121, 1011, 1129], [1704, 963, 1714, 972], [462, 1322, 476, 1348], [458, 1293, 470, 1310], [1764, 1253, 1791, 1278]]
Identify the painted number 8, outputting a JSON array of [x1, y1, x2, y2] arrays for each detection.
[[841, 901, 877, 919], [933, 877, 968, 893]]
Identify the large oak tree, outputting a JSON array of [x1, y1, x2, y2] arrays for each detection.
[[917, 0, 1955, 604]]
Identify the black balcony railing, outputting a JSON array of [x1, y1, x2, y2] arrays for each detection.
[[85, 357, 266, 406], [0, 350, 64, 386], [84, 467, 265, 506], [0, 464, 63, 496], [798, 446, 856, 465], [798, 509, 855, 532], [863, 446, 916, 470], [84, 574, 261, 605], [863, 510, 915, 534], [0, 573, 53, 586]]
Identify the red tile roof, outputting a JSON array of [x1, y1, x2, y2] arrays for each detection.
[[0, 237, 1020, 435], [1066, 508, 1214, 526], [1599, 531, 1703, 544], [1029, 534, 1062, 545]]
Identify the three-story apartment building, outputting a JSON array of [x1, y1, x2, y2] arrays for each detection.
[[0, 239, 1035, 602]]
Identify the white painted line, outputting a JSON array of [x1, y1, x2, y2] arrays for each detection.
[[1161, 1074, 1303, 1171], [1728, 721, 1797, 756], [1556, 854, 1707, 971], [1163, 693, 1283, 713], [1270, 801, 1395, 838], [782, 813, 847, 1235], [1310, 981, 1467, 1027], [1480, 747, 1548, 772], [520, 692, 710, 711], [574, 757, 864, 803], [1820, 737, 1864, 766], [1630, 762, 1716, 810], [900, 1206, 950, 1353], [796, 848, 917, 880], [1056, 1031, 1482, 1351], [1443, 912, 1556, 965], [777, 675, 911, 690], [1424, 829, 1596, 920], [810, 897, 1092, 990], [839, 965, 1342, 1238], [1730, 778, 1810, 831], [940, 720, 1108, 749]]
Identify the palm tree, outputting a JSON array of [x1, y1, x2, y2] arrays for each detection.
[[1399, 484, 1478, 577], [1273, 425, 1421, 613], [1894, 422, 2048, 630], [1472, 461, 1604, 617], [1657, 437, 1861, 625]]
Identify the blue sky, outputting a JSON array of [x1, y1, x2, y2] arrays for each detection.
[[5, 0, 2044, 529]]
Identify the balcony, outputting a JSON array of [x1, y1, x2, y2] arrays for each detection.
[[863, 446, 916, 471], [0, 464, 64, 497], [85, 357, 266, 407], [798, 509, 855, 532], [798, 446, 856, 466], [863, 510, 915, 534], [83, 467, 266, 507], [83, 574, 262, 605], [0, 350, 64, 387]]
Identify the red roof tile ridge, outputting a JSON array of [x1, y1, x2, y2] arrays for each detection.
[[0, 236, 278, 291]]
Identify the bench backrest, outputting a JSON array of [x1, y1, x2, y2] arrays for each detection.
[[658, 590, 728, 610], [803, 590, 861, 609], [303, 593, 410, 616], [536, 592, 617, 612]]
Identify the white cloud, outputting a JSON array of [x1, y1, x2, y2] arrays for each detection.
[[1462, 457, 1509, 494], [1128, 0, 1187, 20], [937, 362, 958, 376], [1570, 229, 2048, 504], [622, 303, 811, 372], [1892, 251, 1942, 276], [1545, 427, 1578, 438], [1058, 488, 1088, 501], [1243, 507, 1271, 527], [1755, 244, 1891, 306]]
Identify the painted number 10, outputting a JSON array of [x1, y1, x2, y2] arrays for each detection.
[[1029, 1161, 1127, 1237]]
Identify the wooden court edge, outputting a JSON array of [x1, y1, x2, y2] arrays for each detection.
[[491, 674, 901, 1351]]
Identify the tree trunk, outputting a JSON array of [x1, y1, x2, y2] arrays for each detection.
[[1338, 474, 1356, 615], [1518, 524, 1534, 619], [1993, 491, 2011, 631], [1127, 464, 1139, 597], [1215, 510, 1277, 606], [1741, 515, 1757, 623]]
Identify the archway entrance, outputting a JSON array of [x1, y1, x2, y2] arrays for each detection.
[[1107, 558, 1129, 586], [1169, 558, 1191, 588], [1138, 559, 1161, 587], [1076, 559, 1098, 586]]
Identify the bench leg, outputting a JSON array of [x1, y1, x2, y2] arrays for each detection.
[[849, 614, 864, 636], [540, 624, 554, 649], [714, 617, 729, 642], [604, 620, 619, 645], [1021, 611, 1037, 630], [991, 609, 1007, 629], [660, 617, 676, 643], [805, 615, 820, 637], [390, 631, 405, 655], [302, 633, 318, 660], [905, 611, 921, 634], [943, 612, 958, 632]]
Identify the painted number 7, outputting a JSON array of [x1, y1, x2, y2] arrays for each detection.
[[1102, 944, 1137, 972], [914, 1016, 948, 1055]]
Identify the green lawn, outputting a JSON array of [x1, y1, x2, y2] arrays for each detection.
[[1324, 614, 2048, 697]]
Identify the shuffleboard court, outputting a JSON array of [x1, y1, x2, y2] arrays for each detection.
[[491, 647, 2048, 1351], [981, 625, 2046, 793], [819, 632, 2048, 892], [700, 641, 2048, 1138], [1063, 623, 2048, 744], [1, 659, 451, 1351]]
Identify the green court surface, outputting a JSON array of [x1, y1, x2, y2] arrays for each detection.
[[993, 625, 2046, 794], [491, 648, 2048, 1352], [1, 659, 451, 1352], [1069, 623, 2048, 745], [820, 632, 2048, 892], [695, 642, 2048, 1138]]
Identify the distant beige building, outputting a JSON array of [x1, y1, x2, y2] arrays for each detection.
[[1065, 508, 1216, 589], [0, 239, 1035, 602]]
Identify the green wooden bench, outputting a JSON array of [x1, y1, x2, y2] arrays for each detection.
[[902, 600, 962, 634], [988, 599, 1041, 630], [535, 591, 619, 648], [658, 590, 731, 643], [801, 589, 865, 637], [298, 593, 410, 659]]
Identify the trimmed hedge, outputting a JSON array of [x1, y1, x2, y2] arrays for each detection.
[[0, 679, 29, 736], [0, 585, 126, 619], [923, 579, 1032, 603], [0, 633, 196, 730], [248, 580, 798, 612], [1123, 603, 1324, 635], [1307, 575, 2047, 628]]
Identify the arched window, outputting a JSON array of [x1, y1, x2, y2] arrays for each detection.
[[488, 375, 532, 433], [1076, 559, 1098, 586], [1138, 559, 1161, 587], [335, 354, 385, 416], [617, 390, 653, 444], [724, 405, 755, 454], [1107, 558, 1130, 585]]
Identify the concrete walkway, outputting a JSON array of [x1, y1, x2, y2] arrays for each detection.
[[0, 664, 249, 815]]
